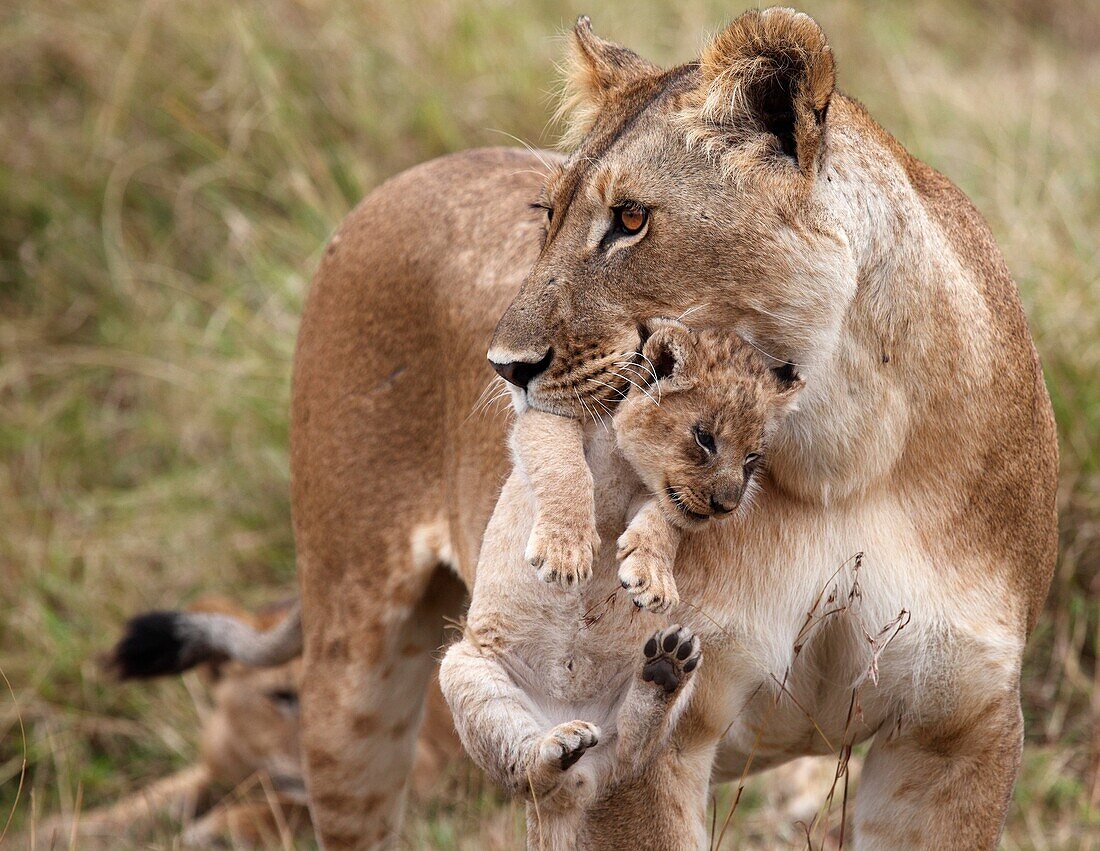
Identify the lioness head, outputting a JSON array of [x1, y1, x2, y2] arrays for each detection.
[[613, 319, 803, 528], [489, 8, 854, 420]]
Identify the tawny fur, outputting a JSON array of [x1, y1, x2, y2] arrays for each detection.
[[292, 8, 1057, 849]]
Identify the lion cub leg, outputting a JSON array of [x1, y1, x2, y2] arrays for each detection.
[[615, 624, 702, 779], [511, 410, 599, 590], [439, 639, 601, 804], [617, 497, 682, 613]]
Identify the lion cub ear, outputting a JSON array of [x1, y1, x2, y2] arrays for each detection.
[[769, 362, 806, 413], [557, 16, 660, 148], [640, 318, 696, 390], [682, 8, 835, 176]]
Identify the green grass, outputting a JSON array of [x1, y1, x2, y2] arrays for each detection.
[[1, 0, 1097, 847]]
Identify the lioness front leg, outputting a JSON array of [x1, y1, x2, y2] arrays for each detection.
[[854, 691, 1023, 849], [439, 638, 601, 804], [615, 624, 702, 779], [512, 410, 598, 590], [617, 498, 681, 612]]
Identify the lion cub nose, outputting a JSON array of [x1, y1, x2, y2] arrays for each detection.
[[487, 348, 553, 389], [709, 494, 738, 515]]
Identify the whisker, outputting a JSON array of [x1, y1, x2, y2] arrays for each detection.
[[587, 392, 609, 432], [508, 168, 555, 180], [484, 387, 512, 409], [573, 389, 590, 424], [486, 129, 554, 174], [634, 352, 662, 402], [470, 376, 501, 409], [592, 395, 617, 429], [612, 360, 650, 377], [635, 351, 659, 380], [575, 389, 605, 432], [465, 377, 511, 422], [734, 477, 762, 521], [606, 367, 650, 395], [483, 391, 515, 425], [613, 369, 655, 393], [488, 390, 513, 411], [585, 377, 628, 401], [608, 368, 660, 408], [738, 333, 804, 368], [747, 303, 794, 325], [677, 303, 710, 322]]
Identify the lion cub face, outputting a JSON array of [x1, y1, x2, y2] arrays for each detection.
[[613, 320, 803, 529]]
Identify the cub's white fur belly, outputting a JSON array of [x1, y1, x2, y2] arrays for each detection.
[[462, 444, 666, 734]]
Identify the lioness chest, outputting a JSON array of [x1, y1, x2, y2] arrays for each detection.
[[666, 482, 1022, 778]]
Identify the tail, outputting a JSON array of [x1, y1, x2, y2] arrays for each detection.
[[106, 600, 302, 679]]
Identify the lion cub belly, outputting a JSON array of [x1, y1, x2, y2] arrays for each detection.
[[464, 431, 655, 730], [495, 561, 651, 720]]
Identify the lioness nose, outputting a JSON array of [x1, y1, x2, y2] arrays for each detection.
[[488, 348, 553, 389]]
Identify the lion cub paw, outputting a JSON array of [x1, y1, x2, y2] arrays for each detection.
[[526, 514, 598, 591], [617, 528, 679, 613], [642, 625, 701, 695], [536, 720, 601, 772]]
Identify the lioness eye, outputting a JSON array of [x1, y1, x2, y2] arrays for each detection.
[[744, 452, 761, 467], [693, 425, 716, 454], [613, 202, 648, 236]]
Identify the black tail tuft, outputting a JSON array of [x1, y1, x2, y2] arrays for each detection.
[[105, 611, 204, 680]]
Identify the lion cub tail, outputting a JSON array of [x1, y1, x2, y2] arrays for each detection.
[[105, 597, 302, 679]]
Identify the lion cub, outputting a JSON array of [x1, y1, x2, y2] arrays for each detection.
[[440, 321, 803, 828], [517, 318, 804, 612]]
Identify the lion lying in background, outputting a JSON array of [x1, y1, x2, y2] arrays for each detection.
[[33, 594, 842, 847], [37, 596, 461, 848]]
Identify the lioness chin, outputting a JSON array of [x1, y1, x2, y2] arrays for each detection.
[[291, 7, 1056, 849]]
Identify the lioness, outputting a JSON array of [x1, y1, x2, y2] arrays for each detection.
[[440, 321, 801, 847], [291, 8, 1056, 849]]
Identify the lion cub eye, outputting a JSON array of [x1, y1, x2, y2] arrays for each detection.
[[744, 452, 761, 467], [266, 688, 300, 711], [612, 201, 648, 236], [530, 202, 553, 224], [693, 425, 717, 455]]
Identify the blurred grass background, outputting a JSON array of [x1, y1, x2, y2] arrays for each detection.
[[1, 0, 1097, 847]]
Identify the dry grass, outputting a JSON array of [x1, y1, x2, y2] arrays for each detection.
[[1, 0, 1097, 847]]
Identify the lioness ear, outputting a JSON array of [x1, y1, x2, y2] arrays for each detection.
[[684, 8, 834, 175], [557, 16, 660, 147], [641, 318, 694, 388]]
